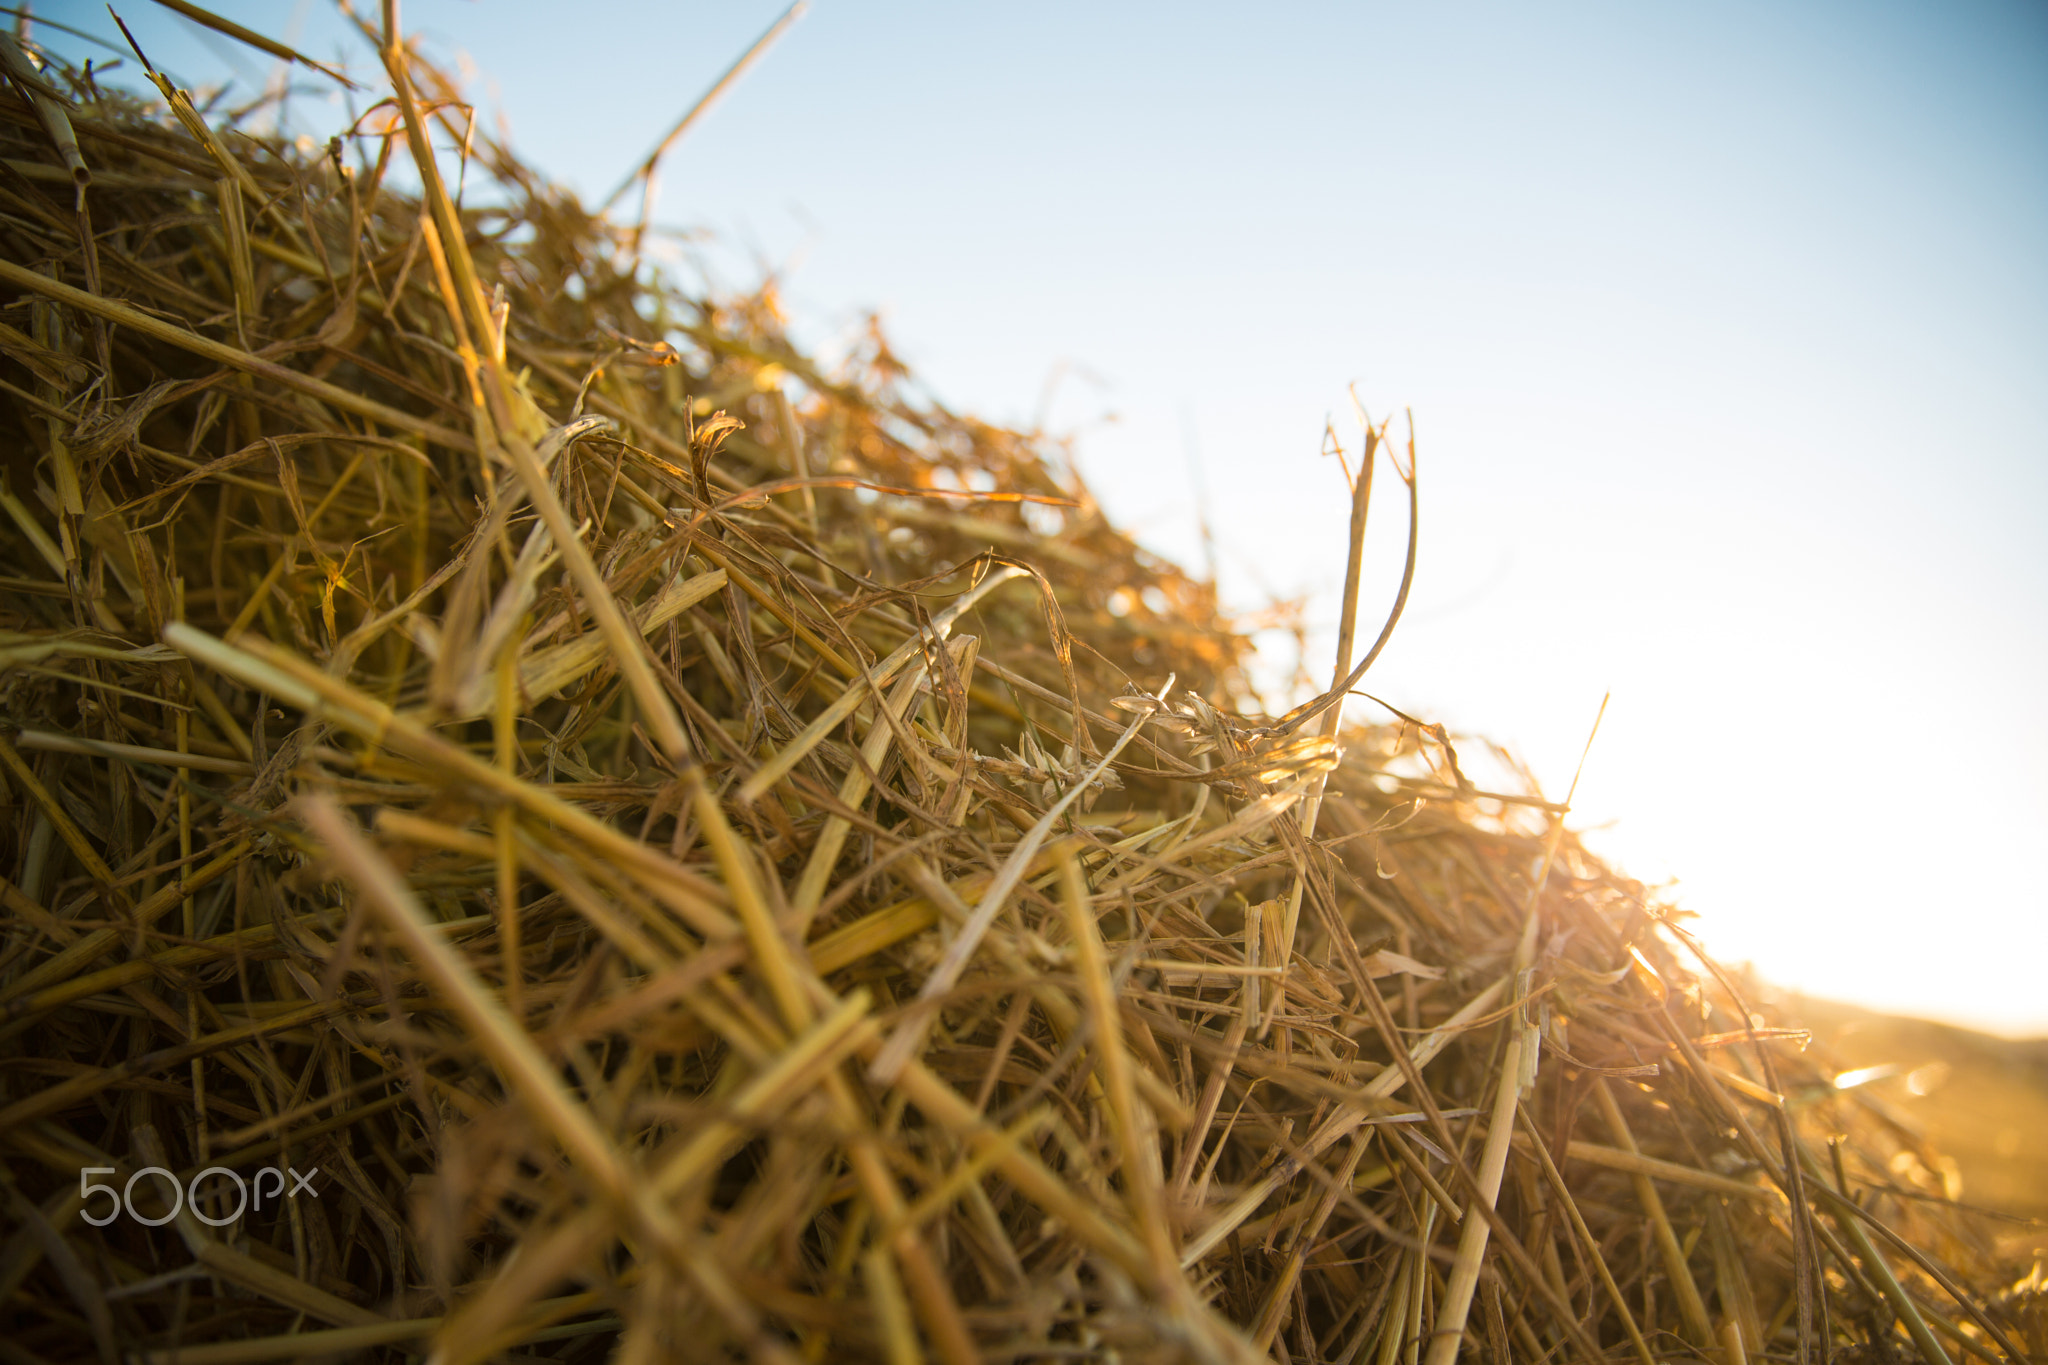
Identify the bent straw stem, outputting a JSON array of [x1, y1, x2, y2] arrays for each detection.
[[599, 1, 810, 216]]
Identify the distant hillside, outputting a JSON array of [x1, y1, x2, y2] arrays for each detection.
[[1791, 995, 2048, 1241]]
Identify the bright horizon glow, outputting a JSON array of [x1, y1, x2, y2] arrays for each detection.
[[61, 0, 2048, 1036]]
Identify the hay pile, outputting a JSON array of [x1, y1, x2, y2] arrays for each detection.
[[0, 11, 2038, 1364]]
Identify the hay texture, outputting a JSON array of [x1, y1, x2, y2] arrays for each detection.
[[0, 9, 2039, 1364]]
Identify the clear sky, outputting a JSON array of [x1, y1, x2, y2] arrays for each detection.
[[53, 1, 2048, 1034]]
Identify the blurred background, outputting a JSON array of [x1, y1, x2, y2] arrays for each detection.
[[50, 1, 2048, 1035]]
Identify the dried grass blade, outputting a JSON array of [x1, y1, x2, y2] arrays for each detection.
[[1423, 1029, 1526, 1365], [145, 0, 359, 87], [1179, 975, 1508, 1266], [869, 687, 1162, 1083], [737, 565, 1023, 805], [499, 428, 692, 762], [0, 260, 471, 448]]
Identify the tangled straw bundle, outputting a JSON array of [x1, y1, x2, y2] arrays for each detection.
[[0, 9, 2040, 1364]]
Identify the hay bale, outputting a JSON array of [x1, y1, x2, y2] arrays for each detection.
[[0, 14, 2034, 1364]]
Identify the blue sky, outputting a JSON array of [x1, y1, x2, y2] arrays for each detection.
[[53, 0, 2048, 1032]]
